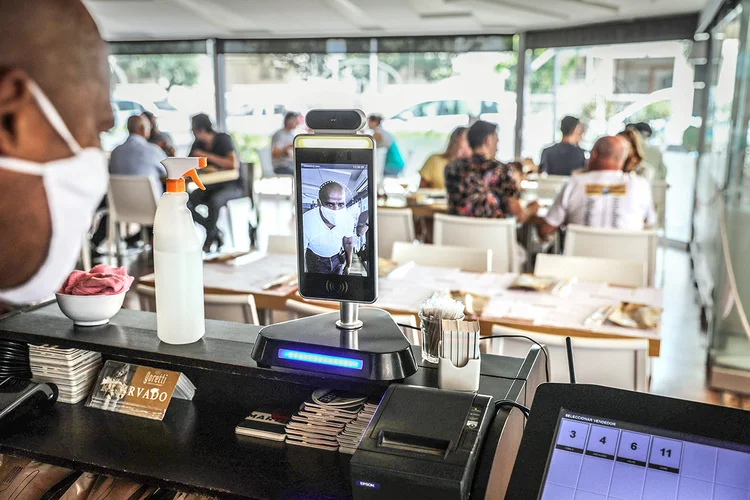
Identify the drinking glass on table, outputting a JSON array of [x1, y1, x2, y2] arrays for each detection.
[[419, 311, 465, 364]]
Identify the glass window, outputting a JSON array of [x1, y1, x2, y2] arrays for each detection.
[[224, 49, 517, 173], [103, 54, 215, 155], [481, 101, 500, 114], [376, 51, 517, 167], [521, 42, 695, 164], [224, 53, 370, 167], [702, 8, 750, 378]]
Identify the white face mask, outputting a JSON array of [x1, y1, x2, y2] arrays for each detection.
[[0, 81, 109, 304], [320, 205, 349, 228]]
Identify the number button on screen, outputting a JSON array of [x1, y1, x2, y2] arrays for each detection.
[[556, 420, 590, 453], [648, 437, 682, 472], [585, 425, 620, 459], [616, 431, 651, 466]]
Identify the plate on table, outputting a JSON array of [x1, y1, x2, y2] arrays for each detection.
[[586, 302, 662, 329], [508, 274, 561, 292]]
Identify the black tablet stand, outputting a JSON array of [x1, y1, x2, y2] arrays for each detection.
[[251, 302, 418, 381]]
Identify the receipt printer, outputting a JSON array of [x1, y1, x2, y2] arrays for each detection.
[[350, 385, 494, 500]]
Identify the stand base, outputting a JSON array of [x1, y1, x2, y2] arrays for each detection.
[[251, 308, 418, 381]]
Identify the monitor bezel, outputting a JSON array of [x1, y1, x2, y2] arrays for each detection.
[[507, 383, 750, 499], [294, 136, 378, 304]]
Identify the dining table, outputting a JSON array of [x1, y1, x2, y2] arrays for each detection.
[[138, 253, 662, 356]]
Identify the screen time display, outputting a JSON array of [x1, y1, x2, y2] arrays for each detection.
[[300, 163, 370, 277], [541, 409, 750, 500]]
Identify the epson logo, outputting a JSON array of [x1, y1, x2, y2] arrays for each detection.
[[355, 480, 380, 490]]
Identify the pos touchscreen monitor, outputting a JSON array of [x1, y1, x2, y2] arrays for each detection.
[[294, 135, 377, 303]]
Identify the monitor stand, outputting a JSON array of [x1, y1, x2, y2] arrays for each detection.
[[251, 303, 418, 381]]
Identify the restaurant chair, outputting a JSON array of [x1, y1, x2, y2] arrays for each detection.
[[107, 175, 160, 260], [534, 254, 648, 288], [257, 146, 275, 179], [531, 175, 567, 201], [377, 208, 416, 260], [225, 197, 253, 252], [433, 214, 518, 273], [284, 300, 418, 342], [135, 283, 259, 325], [651, 180, 669, 229], [391, 242, 492, 273], [267, 234, 297, 255], [488, 325, 649, 392], [564, 225, 658, 287]]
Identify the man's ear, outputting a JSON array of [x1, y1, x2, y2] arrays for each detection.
[[0, 69, 33, 155]]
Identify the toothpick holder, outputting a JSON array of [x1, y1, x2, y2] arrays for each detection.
[[438, 355, 481, 392]]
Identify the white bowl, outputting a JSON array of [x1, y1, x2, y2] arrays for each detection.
[[55, 292, 126, 326]]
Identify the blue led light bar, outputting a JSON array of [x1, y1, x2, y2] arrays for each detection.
[[278, 349, 363, 370]]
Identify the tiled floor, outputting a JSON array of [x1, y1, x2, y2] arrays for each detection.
[[117, 197, 720, 405]]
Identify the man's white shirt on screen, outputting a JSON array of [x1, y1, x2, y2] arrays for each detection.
[[303, 208, 356, 257], [544, 170, 656, 230]]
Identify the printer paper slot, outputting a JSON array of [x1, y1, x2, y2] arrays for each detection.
[[378, 430, 451, 457]]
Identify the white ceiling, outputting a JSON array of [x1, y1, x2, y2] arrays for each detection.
[[84, 0, 707, 41]]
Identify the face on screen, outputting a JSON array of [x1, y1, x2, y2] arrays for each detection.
[[300, 163, 370, 277]]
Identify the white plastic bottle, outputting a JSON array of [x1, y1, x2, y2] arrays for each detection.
[[153, 157, 207, 344]]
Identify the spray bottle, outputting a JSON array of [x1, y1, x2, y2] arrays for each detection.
[[154, 157, 207, 344]]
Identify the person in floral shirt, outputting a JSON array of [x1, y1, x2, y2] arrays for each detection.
[[445, 121, 538, 222]]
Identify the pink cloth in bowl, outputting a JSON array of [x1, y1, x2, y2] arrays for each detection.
[[59, 264, 134, 296]]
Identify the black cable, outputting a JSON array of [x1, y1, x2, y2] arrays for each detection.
[[396, 324, 551, 384], [397, 323, 420, 331], [495, 399, 530, 419], [480, 335, 551, 383]]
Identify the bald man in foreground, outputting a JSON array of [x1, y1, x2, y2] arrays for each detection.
[[109, 115, 167, 182], [302, 182, 356, 275], [537, 136, 656, 239], [0, 0, 114, 305]]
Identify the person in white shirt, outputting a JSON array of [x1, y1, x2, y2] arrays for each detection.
[[303, 181, 356, 275], [537, 136, 656, 239]]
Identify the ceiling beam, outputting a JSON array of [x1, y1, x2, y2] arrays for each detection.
[[168, 0, 263, 32], [561, 0, 620, 14], [321, 0, 384, 31], [448, 0, 571, 21]]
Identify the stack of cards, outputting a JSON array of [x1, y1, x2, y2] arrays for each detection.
[[236, 407, 294, 442], [29, 345, 102, 404], [0, 341, 31, 379], [286, 389, 368, 452], [337, 397, 378, 454]]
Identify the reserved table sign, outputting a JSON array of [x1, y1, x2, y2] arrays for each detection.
[[86, 360, 195, 420]]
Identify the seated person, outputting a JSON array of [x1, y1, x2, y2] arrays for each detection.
[[109, 115, 167, 181], [419, 126, 470, 189], [303, 182, 356, 275], [445, 121, 538, 222], [628, 122, 667, 181], [617, 128, 651, 180], [537, 136, 656, 240], [188, 113, 241, 253], [94, 115, 167, 249], [142, 111, 175, 156], [368, 114, 405, 176], [271, 111, 299, 176], [508, 161, 525, 188], [539, 116, 586, 176]]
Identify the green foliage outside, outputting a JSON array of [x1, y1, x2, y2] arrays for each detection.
[[231, 133, 270, 167], [495, 49, 581, 93], [631, 101, 672, 123], [114, 55, 200, 90]]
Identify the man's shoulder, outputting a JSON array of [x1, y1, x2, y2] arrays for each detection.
[[302, 207, 321, 224]]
